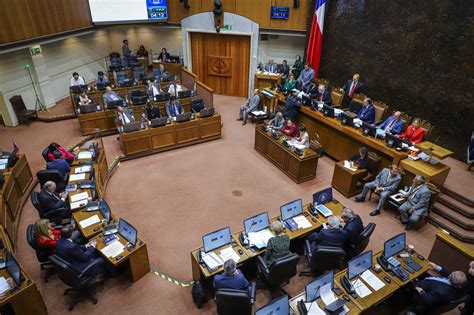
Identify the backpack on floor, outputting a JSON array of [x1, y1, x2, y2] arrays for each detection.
[[191, 281, 208, 309]]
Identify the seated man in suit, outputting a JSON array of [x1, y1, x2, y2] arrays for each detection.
[[460, 261, 474, 315], [312, 84, 332, 106], [340, 208, 364, 249], [348, 146, 370, 170], [38, 181, 70, 218], [341, 74, 364, 107], [165, 96, 184, 118], [377, 111, 404, 137], [268, 111, 285, 130], [264, 59, 278, 74], [398, 175, 431, 231], [307, 216, 347, 252], [56, 225, 105, 279], [398, 118, 425, 145], [297, 62, 315, 91], [298, 80, 318, 105], [237, 89, 260, 125], [406, 261, 468, 315], [103, 86, 123, 106], [357, 98, 375, 124], [355, 165, 402, 216], [282, 90, 301, 122], [96, 71, 109, 84], [213, 259, 249, 293], [146, 80, 161, 98], [277, 60, 290, 80], [46, 150, 71, 181], [115, 106, 135, 133], [155, 63, 170, 82]]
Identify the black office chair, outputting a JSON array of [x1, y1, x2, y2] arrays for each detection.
[[215, 282, 257, 315], [49, 254, 101, 311], [31, 191, 70, 224], [299, 243, 346, 277], [26, 224, 55, 282], [345, 223, 376, 259], [190, 98, 205, 113], [433, 294, 470, 314], [256, 253, 299, 298], [42, 147, 51, 163], [36, 169, 67, 192]]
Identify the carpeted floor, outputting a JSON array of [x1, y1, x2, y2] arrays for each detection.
[[9, 95, 465, 314]]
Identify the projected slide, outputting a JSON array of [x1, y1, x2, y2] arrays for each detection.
[[89, 0, 168, 23]]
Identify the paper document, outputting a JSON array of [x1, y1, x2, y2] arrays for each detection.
[[248, 229, 274, 249], [361, 270, 385, 291], [351, 279, 372, 298], [100, 240, 124, 258], [293, 215, 312, 229], [70, 200, 88, 210], [390, 193, 405, 203], [70, 192, 89, 203], [78, 151, 93, 159], [202, 252, 224, 270], [0, 277, 10, 295], [251, 110, 267, 116], [0, 159, 7, 164], [303, 302, 325, 315], [320, 283, 337, 306], [79, 214, 100, 228], [69, 173, 86, 181], [343, 160, 358, 172], [219, 247, 240, 263], [0, 165, 5, 170], [75, 166, 91, 174]]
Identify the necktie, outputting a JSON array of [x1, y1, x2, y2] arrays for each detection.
[[349, 82, 356, 97], [386, 119, 396, 131], [319, 93, 323, 102], [174, 105, 178, 116]]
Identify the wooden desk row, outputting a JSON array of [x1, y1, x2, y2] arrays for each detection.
[[254, 73, 282, 90], [120, 114, 222, 158], [254, 126, 319, 184], [67, 148, 150, 282], [78, 97, 195, 136]]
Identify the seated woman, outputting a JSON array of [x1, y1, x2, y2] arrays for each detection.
[[268, 112, 285, 130], [293, 124, 309, 148], [264, 221, 290, 266], [213, 259, 249, 292], [142, 100, 161, 123], [398, 118, 425, 145], [283, 74, 297, 91], [46, 142, 75, 163], [78, 91, 92, 106], [281, 119, 298, 138], [137, 45, 148, 58], [35, 219, 61, 254]]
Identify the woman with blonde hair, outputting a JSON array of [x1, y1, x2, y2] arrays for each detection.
[[264, 221, 291, 266], [35, 219, 61, 253]]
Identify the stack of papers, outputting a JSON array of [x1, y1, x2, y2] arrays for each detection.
[[75, 166, 92, 174], [251, 110, 267, 116], [320, 283, 337, 306], [79, 214, 100, 228], [70, 192, 89, 203], [219, 247, 240, 263], [248, 229, 274, 249], [351, 279, 372, 298], [78, 151, 93, 159], [0, 277, 10, 295], [303, 301, 325, 315], [101, 240, 125, 258], [343, 160, 358, 172], [202, 252, 224, 270], [361, 270, 385, 291], [69, 173, 86, 181], [293, 215, 312, 229], [70, 200, 88, 210]]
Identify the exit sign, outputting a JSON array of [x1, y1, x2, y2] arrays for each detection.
[[30, 46, 42, 56]]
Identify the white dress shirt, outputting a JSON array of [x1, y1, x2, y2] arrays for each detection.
[[70, 76, 85, 86], [168, 84, 183, 95]]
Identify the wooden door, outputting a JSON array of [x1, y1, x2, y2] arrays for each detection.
[[190, 32, 250, 97]]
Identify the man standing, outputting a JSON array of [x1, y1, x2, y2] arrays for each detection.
[[237, 89, 260, 125], [355, 165, 402, 216], [122, 39, 131, 58], [297, 62, 315, 90], [341, 74, 364, 107], [398, 175, 431, 230], [282, 90, 301, 122]]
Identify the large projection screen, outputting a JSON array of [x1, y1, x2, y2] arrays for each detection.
[[89, 0, 168, 24]]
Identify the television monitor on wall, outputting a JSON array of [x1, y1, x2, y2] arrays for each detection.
[[89, 0, 168, 24]]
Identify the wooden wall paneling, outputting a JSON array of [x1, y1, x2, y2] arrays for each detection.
[[235, 0, 271, 28], [27, 0, 67, 36], [201, 0, 236, 13], [168, 0, 202, 23], [0, 0, 37, 44], [270, 0, 311, 30], [61, 0, 92, 30]]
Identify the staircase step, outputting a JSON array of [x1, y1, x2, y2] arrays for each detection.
[[441, 187, 474, 207], [428, 213, 474, 243], [437, 193, 474, 218], [432, 203, 474, 230]]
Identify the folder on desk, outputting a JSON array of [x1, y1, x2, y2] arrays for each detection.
[[75, 166, 92, 174], [70, 192, 89, 203], [248, 229, 274, 249], [79, 214, 100, 228], [69, 173, 86, 181], [202, 252, 224, 270], [70, 200, 88, 210], [360, 270, 385, 291], [78, 151, 93, 159], [101, 240, 125, 258]]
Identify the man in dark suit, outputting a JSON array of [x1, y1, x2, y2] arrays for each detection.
[[357, 98, 375, 124], [341, 74, 364, 107], [277, 60, 290, 80], [165, 96, 184, 118], [312, 84, 332, 106], [406, 262, 467, 314], [341, 208, 364, 246], [460, 261, 474, 315], [56, 225, 105, 278], [38, 181, 70, 218], [213, 259, 250, 295], [46, 150, 71, 180], [283, 90, 301, 121], [307, 216, 347, 252]]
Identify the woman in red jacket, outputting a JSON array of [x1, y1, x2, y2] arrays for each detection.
[[281, 119, 298, 138], [398, 118, 425, 144], [46, 142, 75, 162], [35, 219, 61, 254]]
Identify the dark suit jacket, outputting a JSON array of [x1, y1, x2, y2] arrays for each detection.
[[283, 95, 301, 121], [46, 159, 71, 180], [342, 80, 364, 98], [165, 101, 184, 117], [349, 154, 370, 170], [213, 270, 249, 292], [278, 64, 290, 78], [308, 227, 347, 251], [313, 90, 332, 106], [56, 238, 96, 273], [38, 189, 68, 214], [357, 104, 375, 124], [343, 215, 364, 244]]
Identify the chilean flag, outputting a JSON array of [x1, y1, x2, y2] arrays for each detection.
[[306, 0, 327, 77]]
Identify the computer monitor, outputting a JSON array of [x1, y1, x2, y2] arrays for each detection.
[[383, 233, 406, 258], [99, 199, 111, 224], [178, 90, 192, 99], [306, 271, 334, 302], [202, 227, 232, 253], [176, 112, 192, 123], [322, 104, 335, 118], [199, 107, 214, 118], [255, 295, 289, 315], [361, 122, 376, 137], [106, 100, 124, 109], [96, 82, 112, 90], [243, 212, 270, 234], [280, 199, 303, 221], [123, 122, 141, 133], [169, 55, 181, 63], [340, 111, 354, 127], [119, 80, 133, 88], [70, 84, 88, 94], [154, 93, 170, 102], [6, 251, 22, 285], [313, 187, 333, 206], [118, 218, 137, 246], [348, 250, 373, 279], [80, 104, 98, 114], [385, 132, 404, 148]]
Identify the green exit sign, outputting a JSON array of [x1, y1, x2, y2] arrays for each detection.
[[30, 46, 42, 56], [223, 24, 232, 30]]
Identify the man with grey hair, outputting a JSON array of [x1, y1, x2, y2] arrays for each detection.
[[38, 181, 71, 218], [355, 165, 402, 216], [407, 261, 468, 314], [237, 89, 260, 125], [213, 259, 250, 293], [341, 208, 364, 247], [398, 175, 431, 231], [307, 215, 347, 252]]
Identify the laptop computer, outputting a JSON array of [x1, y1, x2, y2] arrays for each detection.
[[123, 122, 141, 133], [178, 90, 192, 99], [199, 107, 214, 118], [176, 112, 192, 123], [150, 117, 168, 128]]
